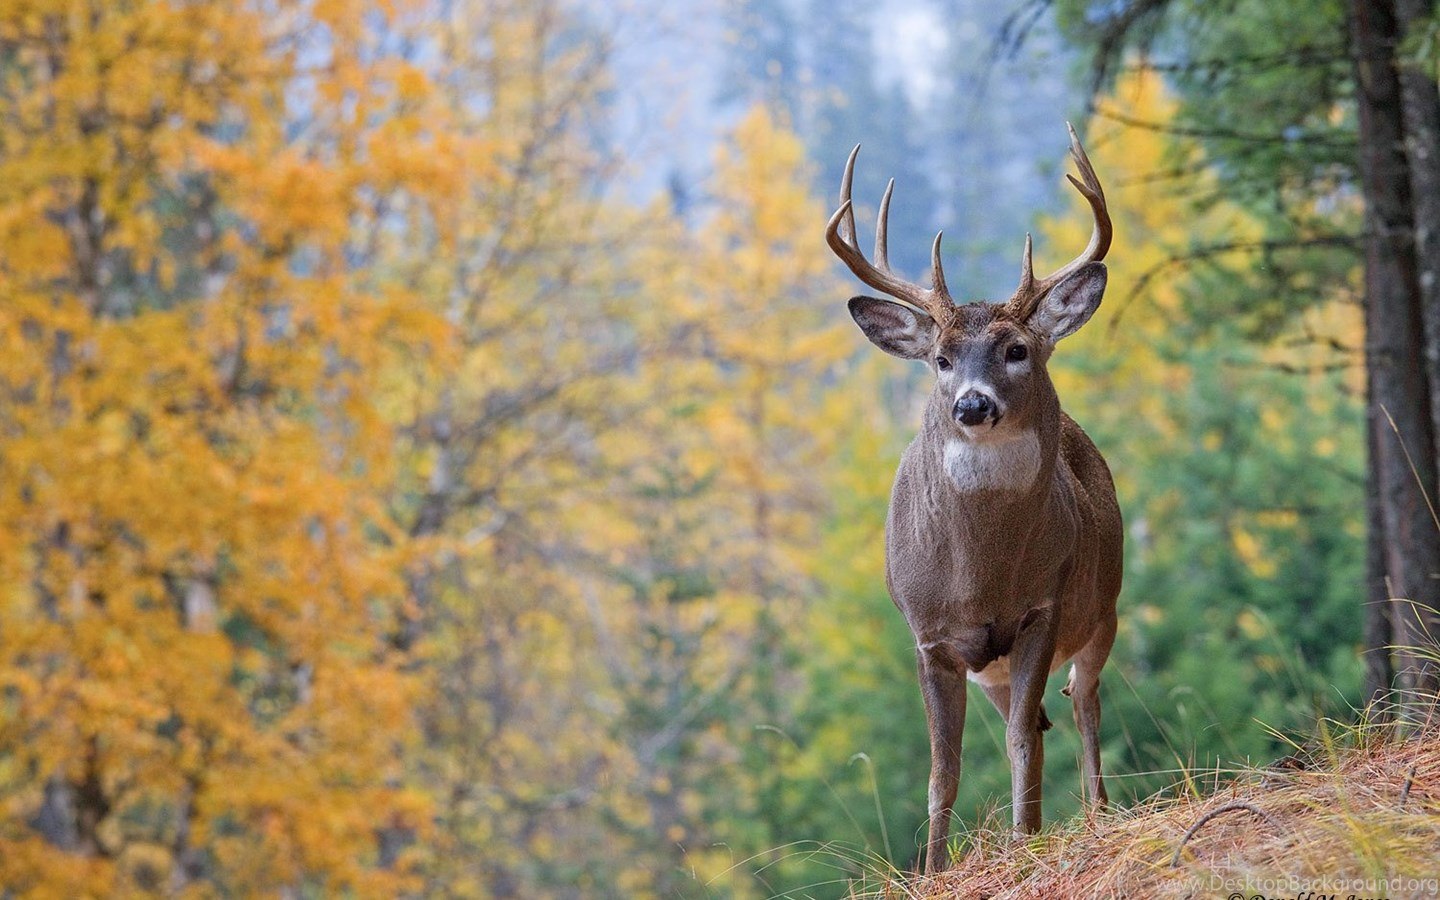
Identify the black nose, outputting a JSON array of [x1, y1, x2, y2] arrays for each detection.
[[953, 391, 995, 426]]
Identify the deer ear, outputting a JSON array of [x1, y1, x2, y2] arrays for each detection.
[[1028, 262, 1107, 342], [848, 296, 938, 360]]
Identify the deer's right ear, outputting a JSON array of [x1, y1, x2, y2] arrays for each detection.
[[848, 297, 938, 360]]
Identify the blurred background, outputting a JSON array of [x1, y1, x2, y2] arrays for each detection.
[[1, 0, 1426, 895]]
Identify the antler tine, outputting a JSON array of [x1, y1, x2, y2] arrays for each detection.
[[839, 143, 860, 245], [1011, 123, 1113, 319], [931, 231, 948, 298], [1017, 233, 1035, 297], [825, 145, 953, 319], [875, 178, 894, 270]]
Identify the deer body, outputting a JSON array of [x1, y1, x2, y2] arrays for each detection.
[[825, 127, 1123, 873], [888, 400, 1120, 678]]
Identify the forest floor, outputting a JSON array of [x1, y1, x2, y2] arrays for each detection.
[[884, 717, 1440, 899]]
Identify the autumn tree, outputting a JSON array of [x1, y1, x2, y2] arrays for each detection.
[[0, 0, 449, 893], [480, 105, 846, 894]]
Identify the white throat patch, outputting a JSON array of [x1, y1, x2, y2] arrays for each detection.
[[942, 431, 1041, 494]]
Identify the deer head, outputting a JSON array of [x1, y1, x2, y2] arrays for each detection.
[[827, 124, 1112, 443]]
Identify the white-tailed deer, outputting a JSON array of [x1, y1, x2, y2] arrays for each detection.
[[826, 125, 1123, 873]]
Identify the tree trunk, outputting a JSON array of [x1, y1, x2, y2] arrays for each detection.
[[1364, 418, 1396, 712], [1396, 0, 1440, 489], [30, 776, 79, 851], [1350, 0, 1440, 703]]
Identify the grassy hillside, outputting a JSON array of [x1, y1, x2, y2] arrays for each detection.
[[871, 714, 1440, 899]]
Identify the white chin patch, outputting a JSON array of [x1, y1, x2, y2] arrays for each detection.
[[942, 430, 1040, 494]]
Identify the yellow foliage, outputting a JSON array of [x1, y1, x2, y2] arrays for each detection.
[[0, 0, 440, 893], [1236, 608, 1270, 640], [1231, 525, 1277, 579]]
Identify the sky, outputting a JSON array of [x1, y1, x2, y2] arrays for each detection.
[[591, 0, 1085, 295]]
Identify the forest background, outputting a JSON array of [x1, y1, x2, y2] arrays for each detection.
[[0, 0, 1431, 896]]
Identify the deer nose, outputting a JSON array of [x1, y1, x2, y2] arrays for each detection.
[[953, 391, 995, 426]]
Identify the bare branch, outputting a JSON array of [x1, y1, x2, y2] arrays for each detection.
[[1170, 801, 1283, 866], [1124, 44, 1350, 77]]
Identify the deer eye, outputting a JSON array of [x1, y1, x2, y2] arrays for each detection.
[[936, 356, 951, 371], [1006, 344, 1028, 362]]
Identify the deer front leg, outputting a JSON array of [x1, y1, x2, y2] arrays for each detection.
[[1006, 606, 1057, 835], [917, 643, 968, 874]]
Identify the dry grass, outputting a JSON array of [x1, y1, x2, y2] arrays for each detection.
[[869, 716, 1440, 900]]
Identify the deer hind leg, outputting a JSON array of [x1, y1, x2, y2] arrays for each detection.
[[917, 644, 968, 875], [1066, 613, 1117, 810], [977, 681, 1053, 732]]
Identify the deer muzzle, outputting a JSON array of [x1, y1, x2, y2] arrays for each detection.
[[953, 390, 997, 427]]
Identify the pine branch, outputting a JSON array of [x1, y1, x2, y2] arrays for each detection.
[[1093, 105, 1358, 149], [1107, 234, 1361, 334]]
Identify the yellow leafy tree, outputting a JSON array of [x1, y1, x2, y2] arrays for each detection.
[[0, 1, 444, 893], [341, 2, 676, 893], [602, 105, 847, 892]]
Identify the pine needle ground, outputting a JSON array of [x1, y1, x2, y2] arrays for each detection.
[[869, 716, 1440, 899]]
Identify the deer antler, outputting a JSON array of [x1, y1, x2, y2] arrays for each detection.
[[1008, 123, 1112, 321], [825, 145, 956, 325]]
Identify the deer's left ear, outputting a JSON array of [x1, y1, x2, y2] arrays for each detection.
[[1028, 262, 1107, 342]]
